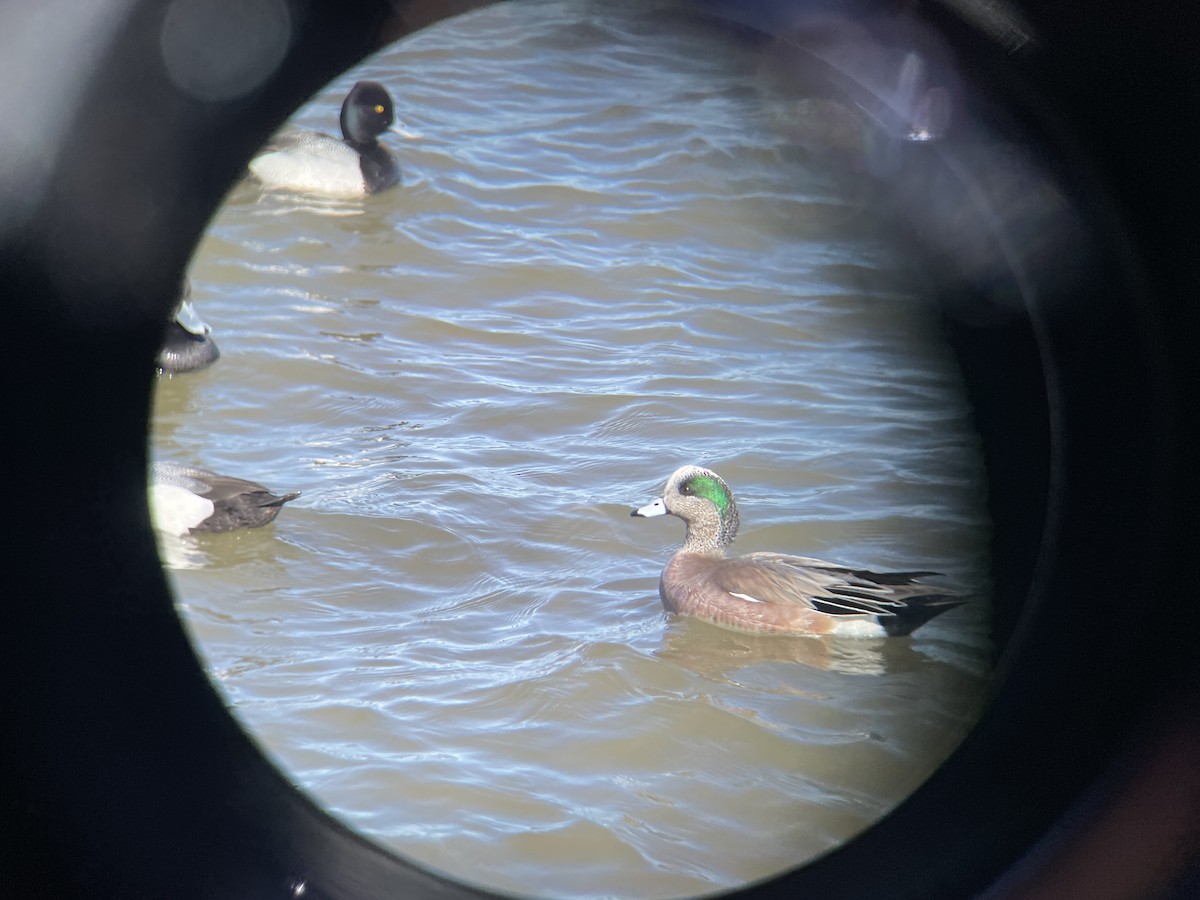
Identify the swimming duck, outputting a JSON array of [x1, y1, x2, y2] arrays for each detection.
[[631, 465, 965, 637], [150, 462, 299, 536], [157, 280, 219, 374], [248, 80, 411, 198]]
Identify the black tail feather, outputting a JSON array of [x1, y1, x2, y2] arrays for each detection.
[[881, 595, 968, 636]]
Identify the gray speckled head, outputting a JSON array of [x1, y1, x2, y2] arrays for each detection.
[[661, 465, 740, 553]]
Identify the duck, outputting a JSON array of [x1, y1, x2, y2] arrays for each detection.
[[631, 465, 965, 637], [248, 80, 413, 198], [150, 462, 299, 536], [156, 280, 219, 374]]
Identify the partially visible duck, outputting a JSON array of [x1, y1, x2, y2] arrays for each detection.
[[248, 80, 414, 198], [631, 465, 965, 637], [150, 462, 299, 536], [157, 280, 219, 374]]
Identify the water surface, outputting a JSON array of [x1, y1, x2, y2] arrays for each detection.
[[154, 2, 994, 896]]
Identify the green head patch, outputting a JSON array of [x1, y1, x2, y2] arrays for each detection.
[[681, 470, 739, 545]]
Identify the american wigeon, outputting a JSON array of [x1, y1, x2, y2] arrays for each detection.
[[248, 81, 417, 198], [150, 462, 299, 536], [631, 465, 965, 637]]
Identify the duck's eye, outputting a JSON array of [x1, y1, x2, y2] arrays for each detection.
[[374, 104, 385, 114], [680, 483, 694, 495]]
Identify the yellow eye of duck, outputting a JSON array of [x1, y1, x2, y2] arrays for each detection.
[[374, 104, 385, 114]]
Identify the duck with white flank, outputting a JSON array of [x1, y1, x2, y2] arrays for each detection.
[[632, 465, 966, 637], [248, 81, 416, 198], [150, 462, 299, 536]]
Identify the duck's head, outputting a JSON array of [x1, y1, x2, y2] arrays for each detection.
[[633, 465, 740, 551], [157, 280, 219, 374], [339, 80, 396, 146]]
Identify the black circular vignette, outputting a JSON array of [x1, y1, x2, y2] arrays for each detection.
[[2, 1, 1196, 899]]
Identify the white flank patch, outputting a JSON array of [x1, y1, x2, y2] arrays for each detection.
[[729, 591, 766, 604], [249, 152, 366, 199], [149, 483, 214, 536], [830, 618, 889, 638]]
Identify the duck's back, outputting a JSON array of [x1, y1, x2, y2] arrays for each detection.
[[249, 131, 371, 198], [662, 549, 964, 636]]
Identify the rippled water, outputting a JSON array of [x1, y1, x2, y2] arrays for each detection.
[[153, 2, 994, 896]]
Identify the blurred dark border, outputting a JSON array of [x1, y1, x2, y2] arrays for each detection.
[[2, 1, 1196, 898]]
